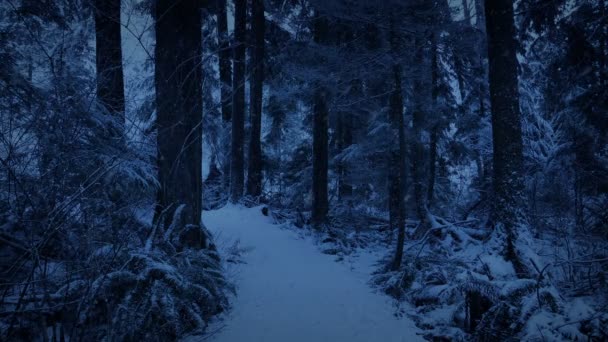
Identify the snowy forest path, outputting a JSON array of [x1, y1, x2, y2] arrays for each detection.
[[202, 205, 423, 342]]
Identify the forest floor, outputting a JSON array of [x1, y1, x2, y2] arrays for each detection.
[[199, 204, 424, 342]]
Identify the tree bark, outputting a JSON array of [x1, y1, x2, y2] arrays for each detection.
[[485, 0, 525, 255], [427, 32, 441, 208], [388, 19, 407, 271], [312, 14, 329, 228], [154, 0, 203, 231], [476, 0, 488, 118], [389, 63, 406, 271], [94, 0, 125, 129], [230, 0, 247, 203], [600, 0, 606, 86], [94, 0, 126, 231], [427, 126, 438, 207], [411, 37, 427, 222], [215, 0, 232, 193], [217, 0, 232, 123], [246, 0, 265, 197]]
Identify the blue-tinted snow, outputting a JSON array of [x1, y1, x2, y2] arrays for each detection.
[[200, 205, 424, 342]]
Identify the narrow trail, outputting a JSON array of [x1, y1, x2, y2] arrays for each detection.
[[203, 205, 423, 342]]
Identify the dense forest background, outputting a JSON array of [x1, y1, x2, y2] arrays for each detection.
[[0, 0, 607, 340]]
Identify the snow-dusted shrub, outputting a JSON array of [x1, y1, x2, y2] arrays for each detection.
[[372, 213, 607, 340], [72, 242, 228, 340], [0, 130, 230, 341], [0, 4, 230, 339]]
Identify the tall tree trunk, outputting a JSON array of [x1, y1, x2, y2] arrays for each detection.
[[427, 33, 440, 208], [389, 63, 406, 271], [217, 0, 232, 123], [312, 14, 329, 228], [411, 37, 427, 223], [476, 0, 488, 118], [94, 0, 126, 231], [246, 0, 265, 197], [154, 0, 203, 235], [427, 127, 438, 207], [94, 0, 125, 129], [215, 0, 232, 193], [485, 0, 525, 262], [230, 0, 247, 203], [600, 0, 607, 86], [388, 19, 407, 271]]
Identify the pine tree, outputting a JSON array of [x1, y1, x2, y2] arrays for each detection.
[[154, 0, 204, 235], [485, 0, 526, 263], [94, 0, 125, 130], [389, 25, 406, 271], [411, 36, 428, 224], [246, 0, 265, 198], [230, 0, 247, 203], [311, 13, 329, 228], [217, 0, 232, 123]]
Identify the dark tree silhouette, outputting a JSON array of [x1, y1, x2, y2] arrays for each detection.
[[154, 0, 203, 234], [485, 0, 526, 264], [247, 0, 265, 197], [311, 14, 329, 228], [230, 0, 247, 203], [217, 0, 232, 123], [94, 0, 124, 128]]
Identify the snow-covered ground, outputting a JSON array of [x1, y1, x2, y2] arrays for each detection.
[[201, 205, 423, 342]]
